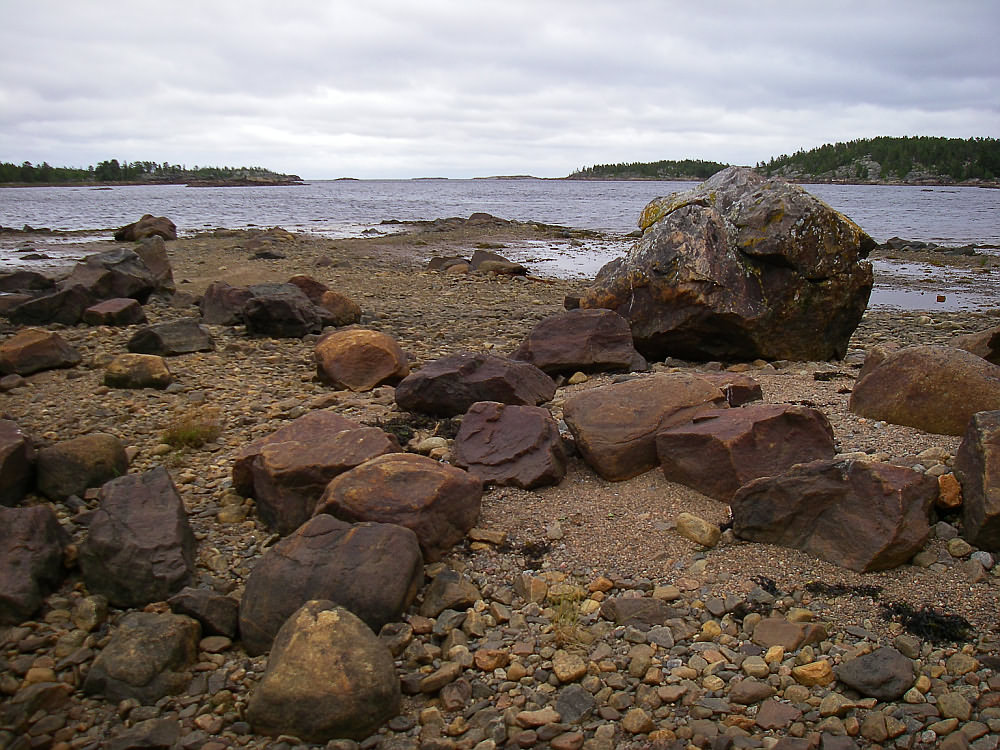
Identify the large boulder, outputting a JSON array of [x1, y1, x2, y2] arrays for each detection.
[[0, 420, 34, 506], [114, 214, 177, 242], [35, 432, 128, 501], [0, 328, 81, 376], [6, 286, 91, 326], [562, 373, 728, 481], [732, 459, 937, 572], [238, 515, 423, 655], [79, 466, 196, 607], [314, 328, 410, 392], [395, 352, 556, 417], [243, 283, 323, 338], [849, 345, 1000, 435], [453, 401, 567, 489], [510, 308, 647, 374], [0, 505, 68, 624], [0, 270, 57, 294], [58, 247, 160, 303], [656, 403, 836, 501], [579, 167, 875, 361], [246, 600, 401, 743], [953, 410, 1000, 551], [199, 280, 255, 325], [314, 453, 482, 562], [127, 319, 214, 356]]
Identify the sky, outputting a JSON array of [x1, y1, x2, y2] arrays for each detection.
[[1, 1, 997, 179]]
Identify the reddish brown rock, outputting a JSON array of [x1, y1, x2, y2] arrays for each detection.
[[732, 459, 937, 572], [315, 328, 409, 392], [0, 505, 68, 624], [318, 290, 362, 326], [0, 420, 34, 507], [656, 403, 836, 501], [0, 328, 81, 375], [395, 352, 556, 417], [952, 324, 1000, 365], [314, 453, 482, 562], [82, 297, 147, 326], [953, 410, 1000, 551], [470, 248, 526, 275], [562, 373, 728, 481], [6, 286, 91, 326], [35, 432, 128, 501], [287, 274, 330, 303], [114, 214, 177, 242], [849, 345, 1000, 435], [453, 401, 567, 489], [510, 308, 646, 375], [199, 281, 254, 325], [751, 618, 828, 651], [690, 371, 763, 407]]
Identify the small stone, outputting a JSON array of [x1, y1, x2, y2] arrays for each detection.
[[552, 651, 587, 683], [675, 512, 721, 547], [741, 656, 770, 678], [936, 473, 963, 509], [903, 687, 926, 704], [567, 372, 589, 385], [947, 537, 973, 558], [515, 707, 561, 728], [791, 660, 835, 686], [937, 691, 973, 721], [946, 652, 978, 676], [621, 708, 654, 734]]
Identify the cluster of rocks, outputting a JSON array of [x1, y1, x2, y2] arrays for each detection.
[[427, 248, 528, 277], [879, 237, 982, 257]]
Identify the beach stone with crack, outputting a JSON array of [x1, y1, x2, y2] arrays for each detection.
[[83, 611, 199, 704], [35, 432, 127, 501], [0, 327, 81, 375], [952, 323, 1000, 365], [578, 166, 874, 361], [199, 280, 254, 325], [452, 401, 567, 489], [954, 410, 1000, 550], [836, 647, 915, 700], [395, 352, 556, 417], [247, 600, 400, 743], [656, 403, 836, 501], [562, 372, 728, 481], [79, 466, 196, 607], [103, 353, 172, 389], [0, 419, 34, 506], [314, 327, 410, 392], [849, 345, 1000, 435], [82, 297, 147, 326], [314, 452, 482, 562], [239, 515, 423, 655], [167, 587, 239, 638], [733, 458, 937, 572], [510, 308, 647, 375], [127, 318, 214, 355], [114, 213, 177, 241], [0, 504, 68, 624]]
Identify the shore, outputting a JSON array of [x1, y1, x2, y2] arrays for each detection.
[[2, 220, 999, 749]]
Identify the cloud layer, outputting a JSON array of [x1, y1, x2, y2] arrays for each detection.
[[2, 1, 997, 178]]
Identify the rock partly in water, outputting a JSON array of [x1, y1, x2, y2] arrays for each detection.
[[35, 432, 128, 501], [510, 308, 647, 375], [0, 504, 68, 624], [953, 410, 1000, 551], [0, 328, 81, 376], [314, 328, 410, 392]]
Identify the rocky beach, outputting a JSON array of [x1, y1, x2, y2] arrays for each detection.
[[1, 196, 1000, 750]]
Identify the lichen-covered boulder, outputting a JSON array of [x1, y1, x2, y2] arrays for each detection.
[[579, 167, 875, 361]]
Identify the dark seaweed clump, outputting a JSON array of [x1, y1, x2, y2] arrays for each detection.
[[366, 413, 462, 445], [881, 601, 972, 644], [751, 575, 781, 596], [805, 581, 883, 599]]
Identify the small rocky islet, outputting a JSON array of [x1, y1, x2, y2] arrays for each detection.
[[1, 170, 999, 750]]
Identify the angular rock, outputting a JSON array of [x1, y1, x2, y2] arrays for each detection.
[[315, 328, 410, 392], [470, 248, 526, 275], [314, 453, 482, 562], [134, 235, 175, 293], [6, 285, 91, 326], [599, 597, 678, 629], [239, 515, 423, 655], [952, 324, 1000, 365], [419, 568, 481, 618], [114, 214, 177, 242], [79, 466, 196, 607], [453, 401, 567, 489], [59, 247, 160, 303], [510, 308, 646, 375], [0, 682, 74, 738], [849, 345, 1000, 435], [107, 718, 181, 750], [656, 403, 836, 501], [0, 505, 68, 624], [729, 679, 776, 705], [0, 419, 34, 506], [199, 280, 255, 325], [36, 432, 128, 501], [691, 371, 764, 407], [836, 647, 915, 701], [395, 352, 555, 418], [127, 318, 214, 356], [167, 587, 239, 638], [243, 283, 322, 338], [83, 611, 199, 704], [246, 600, 400, 743], [954, 410, 1000, 550], [0, 270, 57, 294], [751, 618, 828, 651], [562, 373, 728, 481], [0, 328, 81, 376], [732, 459, 937, 572], [104, 353, 172, 389], [579, 167, 875, 361], [82, 297, 147, 326]]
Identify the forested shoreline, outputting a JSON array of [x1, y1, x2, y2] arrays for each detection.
[[0, 159, 301, 186]]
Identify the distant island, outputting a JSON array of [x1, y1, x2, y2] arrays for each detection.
[[0, 159, 302, 187], [567, 136, 1000, 186]]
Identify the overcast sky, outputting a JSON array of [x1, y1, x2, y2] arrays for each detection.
[[1, 1, 997, 179]]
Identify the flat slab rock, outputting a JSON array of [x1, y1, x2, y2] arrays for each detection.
[[0, 328, 81, 376]]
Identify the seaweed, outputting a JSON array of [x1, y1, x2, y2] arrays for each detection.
[[751, 575, 781, 596], [880, 601, 972, 644], [804, 581, 883, 599], [519, 540, 552, 567], [366, 413, 461, 445]]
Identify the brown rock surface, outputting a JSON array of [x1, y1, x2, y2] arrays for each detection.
[[0, 504, 68, 624], [953, 410, 1000, 550], [952, 323, 1000, 364], [113, 214, 177, 242], [104, 353, 172, 389], [82, 297, 147, 326], [510, 308, 646, 374], [0, 419, 34, 506], [0, 328, 81, 375], [314, 327, 410, 392], [35, 432, 128, 501]]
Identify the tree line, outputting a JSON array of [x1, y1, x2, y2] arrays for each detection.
[[567, 158, 730, 180], [0, 159, 294, 184]]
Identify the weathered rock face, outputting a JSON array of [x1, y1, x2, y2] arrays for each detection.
[[395, 352, 556, 417], [953, 410, 1000, 551], [732, 459, 937, 572], [579, 167, 875, 361], [656, 403, 836, 501], [453, 401, 567, 489], [836, 647, 915, 701], [315, 328, 410, 392], [79, 466, 196, 607], [849, 345, 1000, 435], [104, 353, 172, 389], [246, 600, 401, 742], [562, 373, 729, 481], [82, 298, 147, 326], [314, 453, 482, 562], [0, 419, 34, 506], [199, 281, 255, 325], [0, 270, 56, 294], [134, 235, 175, 292], [239, 515, 423, 655], [0, 505, 68, 624], [127, 319, 214, 356], [83, 611, 200, 704], [242, 283, 323, 338], [510, 308, 647, 375], [113, 214, 177, 242], [319, 290, 362, 326], [6, 286, 91, 326], [167, 586, 239, 638], [953, 324, 1000, 365], [0, 328, 81, 376], [35, 432, 128, 501], [58, 248, 161, 303]]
